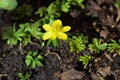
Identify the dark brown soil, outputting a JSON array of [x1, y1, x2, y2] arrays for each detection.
[[0, 0, 120, 80]]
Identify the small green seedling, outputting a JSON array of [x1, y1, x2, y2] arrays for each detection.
[[69, 34, 88, 53], [35, 2, 61, 23], [61, 0, 71, 13], [35, 0, 85, 23], [2, 22, 43, 46], [16, 4, 34, 18], [2, 24, 26, 45], [20, 22, 43, 45], [108, 39, 120, 55], [24, 21, 43, 40], [0, 0, 17, 11], [18, 72, 30, 80], [25, 51, 44, 68], [88, 38, 107, 54], [46, 39, 60, 48], [61, 0, 85, 13], [79, 55, 91, 68], [69, 0, 85, 9]]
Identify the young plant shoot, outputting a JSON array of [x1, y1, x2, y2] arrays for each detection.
[[108, 39, 120, 55], [69, 34, 88, 53], [79, 55, 91, 68], [18, 72, 30, 80], [2, 24, 26, 45], [25, 51, 44, 68], [88, 38, 107, 54]]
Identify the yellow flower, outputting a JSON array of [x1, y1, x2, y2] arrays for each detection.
[[42, 19, 71, 40]]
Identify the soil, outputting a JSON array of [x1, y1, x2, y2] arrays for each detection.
[[0, 0, 120, 80]]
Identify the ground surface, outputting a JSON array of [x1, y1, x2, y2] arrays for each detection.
[[0, 0, 120, 80]]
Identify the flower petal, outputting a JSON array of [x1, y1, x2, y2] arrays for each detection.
[[61, 26, 71, 32], [50, 31, 57, 40], [43, 24, 52, 31], [42, 31, 52, 40], [52, 20, 62, 30], [58, 31, 67, 40]]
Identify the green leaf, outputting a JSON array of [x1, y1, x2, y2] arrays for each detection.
[[79, 55, 91, 65], [25, 54, 33, 66], [24, 22, 42, 40], [0, 0, 17, 10], [37, 55, 44, 60], [47, 39, 52, 46], [25, 51, 44, 68], [23, 34, 32, 46], [71, 0, 85, 9], [88, 38, 107, 54], [18, 73, 23, 79], [26, 54, 33, 60], [35, 7, 47, 17], [25, 72, 30, 78], [2, 24, 26, 45], [69, 35, 86, 53], [2, 26, 14, 40], [18, 72, 30, 80], [25, 59, 32, 66], [41, 42, 45, 47], [16, 24, 26, 38], [32, 51, 38, 57], [99, 43, 107, 50], [52, 39, 59, 47], [108, 39, 120, 54], [35, 58, 44, 67], [31, 60, 36, 68], [118, 49, 120, 56], [47, 2, 61, 18], [61, 2, 71, 13], [16, 4, 33, 18]]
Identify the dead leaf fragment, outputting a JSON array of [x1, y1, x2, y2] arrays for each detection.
[[60, 68, 85, 80], [97, 66, 111, 77], [100, 30, 109, 39]]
